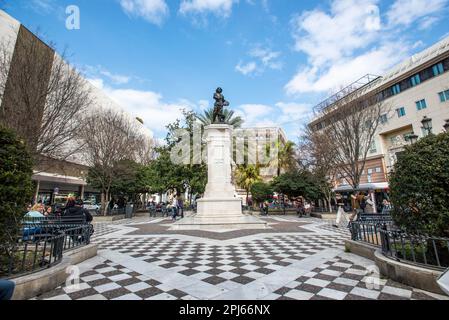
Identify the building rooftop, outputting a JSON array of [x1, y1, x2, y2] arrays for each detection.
[[311, 35, 449, 122]]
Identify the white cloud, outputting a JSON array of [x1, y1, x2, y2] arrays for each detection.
[[291, 0, 381, 68], [386, 0, 448, 27], [234, 102, 313, 133], [285, 0, 446, 95], [179, 0, 237, 17], [234, 103, 273, 127], [87, 78, 105, 89], [235, 61, 258, 75], [120, 0, 169, 26], [198, 99, 210, 110], [250, 46, 282, 70], [87, 78, 195, 136], [30, 0, 55, 13], [83, 65, 132, 85], [236, 45, 282, 76], [286, 42, 410, 95]]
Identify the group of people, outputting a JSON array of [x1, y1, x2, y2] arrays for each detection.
[[334, 191, 392, 228], [25, 197, 93, 223], [147, 196, 185, 222], [26, 203, 55, 217]]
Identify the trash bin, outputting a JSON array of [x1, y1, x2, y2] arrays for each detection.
[[125, 203, 134, 219]]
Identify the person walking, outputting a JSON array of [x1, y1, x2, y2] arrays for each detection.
[[177, 196, 184, 219], [171, 197, 178, 222], [334, 193, 348, 228], [350, 192, 364, 221], [382, 199, 392, 214]]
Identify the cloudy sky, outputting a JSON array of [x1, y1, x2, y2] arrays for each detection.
[[4, 0, 449, 140]]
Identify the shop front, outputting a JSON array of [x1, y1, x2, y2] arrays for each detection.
[[32, 172, 99, 206], [334, 182, 390, 213]]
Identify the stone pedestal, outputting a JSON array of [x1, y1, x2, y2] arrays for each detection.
[[171, 124, 267, 231]]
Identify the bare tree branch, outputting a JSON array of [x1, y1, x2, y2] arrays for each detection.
[[80, 108, 149, 214], [312, 88, 391, 190], [0, 29, 92, 169]]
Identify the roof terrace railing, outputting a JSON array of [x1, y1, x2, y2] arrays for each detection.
[[313, 74, 382, 114]]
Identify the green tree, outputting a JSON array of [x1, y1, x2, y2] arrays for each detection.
[[196, 108, 244, 128], [235, 165, 262, 205], [389, 132, 449, 237], [266, 140, 297, 177], [162, 109, 207, 200], [0, 126, 33, 264], [109, 159, 150, 202], [271, 170, 321, 202], [251, 182, 274, 205]]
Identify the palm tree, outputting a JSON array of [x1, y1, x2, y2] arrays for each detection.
[[235, 165, 262, 205], [278, 141, 297, 175], [267, 140, 297, 177], [197, 108, 244, 128]]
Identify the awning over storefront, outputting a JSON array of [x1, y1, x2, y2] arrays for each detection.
[[32, 171, 87, 186], [334, 182, 389, 192]]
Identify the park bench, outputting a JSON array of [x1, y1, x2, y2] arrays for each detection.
[[358, 213, 394, 224], [22, 216, 93, 244]]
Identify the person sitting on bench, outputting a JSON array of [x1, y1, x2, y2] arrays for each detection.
[[64, 198, 93, 223]]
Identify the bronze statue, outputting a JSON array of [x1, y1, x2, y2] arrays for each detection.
[[213, 87, 229, 123]]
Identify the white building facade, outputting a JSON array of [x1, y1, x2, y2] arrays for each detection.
[[309, 35, 449, 208]]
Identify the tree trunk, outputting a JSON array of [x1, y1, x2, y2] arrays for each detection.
[[103, 189, 110, 216], [101, 191, 106, 216]]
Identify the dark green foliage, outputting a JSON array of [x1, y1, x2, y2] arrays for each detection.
[[196, 108, 244, 128], [251, 182, 274, 204], [0, 126, 33, 256], [389, 132, 449, 237], [271, 170, 321, 201]]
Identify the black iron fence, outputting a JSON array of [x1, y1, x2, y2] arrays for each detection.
[[349, 218, 449, 270], [350, 221, 392, 246], [380, 229, 449, 270], [1, 233, 65, 279], [1, 220, 93, 279]]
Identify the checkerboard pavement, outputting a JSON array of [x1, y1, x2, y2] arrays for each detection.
[[272, 256, 447, 300], [94, 234, 345, 287], [91, 217, 157, 240], [34, 259, 193, 300], [32, 216, 449, 300]]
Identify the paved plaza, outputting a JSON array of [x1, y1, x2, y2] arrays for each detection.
[[33, 216, 449, 301]]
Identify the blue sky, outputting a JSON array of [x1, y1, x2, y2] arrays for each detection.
[[3, 0, 449, 140]]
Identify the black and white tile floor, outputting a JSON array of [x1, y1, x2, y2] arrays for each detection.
[[33, 216, 449, 300]]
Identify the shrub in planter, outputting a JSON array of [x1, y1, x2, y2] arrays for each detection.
[[250, 182, 274, 206], [389, 132, 449, 238], [0, 126, 34, 271]]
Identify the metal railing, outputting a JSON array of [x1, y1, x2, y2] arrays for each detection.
[[22, 222, 92, 250], [1, 233, 65, 279], [380, 230, 449, 270], [350, 221, 392, 246], [349, 217, 449, 270], [1, 221, 93, 279]]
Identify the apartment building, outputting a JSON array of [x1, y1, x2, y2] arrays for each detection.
[[0, 10, 151, 205], [309, 35, 449, 209]]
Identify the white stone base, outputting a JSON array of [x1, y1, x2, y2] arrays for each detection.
[[170, 124, 268, 231], [196, 197, 243, 216], [170, 214, 268, 231]]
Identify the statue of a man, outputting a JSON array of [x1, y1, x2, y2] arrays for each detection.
[[213, 87, 229, 123]]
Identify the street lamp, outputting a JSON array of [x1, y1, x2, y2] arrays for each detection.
[[421, 116, 433, 136], [443, 120, 449, 133], [405, 132, 419, 144]]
